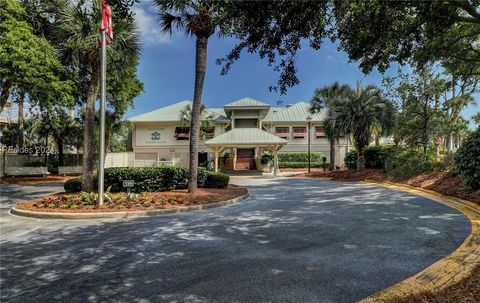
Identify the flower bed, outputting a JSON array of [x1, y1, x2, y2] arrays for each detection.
[[15, 185, 247, 213]]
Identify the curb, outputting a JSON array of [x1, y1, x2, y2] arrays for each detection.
[[10, 191, 250, 220], [356, 180, 480, 302]]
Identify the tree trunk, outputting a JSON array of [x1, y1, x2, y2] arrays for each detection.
[[56, 136, 64, 166], [0, 81, 12, 112], [81, 62, 100, 192], [18, 91, 25, 149], [357, 148, 365, 172], [188, 35, 208, 193], [375, 134, 380, 146], [329, 137, 335, 171]]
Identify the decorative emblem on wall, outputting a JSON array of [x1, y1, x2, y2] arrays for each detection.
[[151, 131, 161, 140]]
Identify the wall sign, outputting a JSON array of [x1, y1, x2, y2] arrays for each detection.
[[136, 127, 167, 146]]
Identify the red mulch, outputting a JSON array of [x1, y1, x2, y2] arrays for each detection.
[[15, 185, 247, 213], [299, 169, 480, 205]]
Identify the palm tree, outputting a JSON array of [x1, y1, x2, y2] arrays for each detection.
[[333, 82, 395, 172], [56, 0, 140, 191], [310, 82, 350, 171], [179, 104, 215, 140], [153, 0, 225, 193]]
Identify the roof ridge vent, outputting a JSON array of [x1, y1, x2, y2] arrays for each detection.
[[286, 104, 293, 108]]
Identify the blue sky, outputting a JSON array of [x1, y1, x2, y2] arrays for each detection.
[[128, 1, 479, 123]]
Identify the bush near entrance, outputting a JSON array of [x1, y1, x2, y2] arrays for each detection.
[[278, 152, 325, 163], [344, 146, 396, 170], [64, 167, 230, 193], [454, 128, 480, 190]]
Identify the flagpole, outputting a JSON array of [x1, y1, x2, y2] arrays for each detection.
[[98, 29, 106, 206]]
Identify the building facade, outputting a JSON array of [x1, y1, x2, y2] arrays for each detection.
[[128, 97, 351, 172]]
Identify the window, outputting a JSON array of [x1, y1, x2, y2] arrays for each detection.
[[174, 127, 190, 140], [293, 127, 307, 138], [315, 127, 326, 138], [202, 127, 215, 139], [275, 127, 289, 138]]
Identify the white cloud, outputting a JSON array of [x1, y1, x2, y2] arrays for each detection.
[[133, 3, 169, 46]]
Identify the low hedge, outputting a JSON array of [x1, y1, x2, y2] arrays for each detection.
[[278, 152, 325, 163], [64, 167, 230, 193], [204, 172, 230, 188], [279, 161, 329, 168], [345, 145, 396, 170]]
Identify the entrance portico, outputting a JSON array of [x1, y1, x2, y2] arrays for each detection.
[[205, 128, 288, 176]]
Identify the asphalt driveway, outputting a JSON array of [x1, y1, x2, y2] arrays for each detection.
[[0, 178, 471, 303]]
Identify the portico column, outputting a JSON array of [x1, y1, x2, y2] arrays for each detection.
[[214, 147, 219, 173], [273, 147, 279, 176]]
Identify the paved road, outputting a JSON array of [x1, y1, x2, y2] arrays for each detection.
[[0, 178, 471, 303]]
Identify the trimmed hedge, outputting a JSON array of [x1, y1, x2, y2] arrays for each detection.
[[279, 161, 329, 168], [204, 172, 230, 188], [278, 152, 325, 163], [454, 128, 480, 190], [64, 167, 230, 193], [388, 148, 437, 180], [64, 176, 98, 193], [344, 145, 396, 170]]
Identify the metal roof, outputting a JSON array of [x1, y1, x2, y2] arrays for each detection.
[[128, 100, 229, 122], [205, 128, 288, 146], [224, 97, 270, 108], [262, 102, 325, 123]]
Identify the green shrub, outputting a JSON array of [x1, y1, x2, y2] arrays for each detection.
[[344, 150, 357, 170], [279, 162, 329, 168], [388, 148, 437, 180], [344, 145, 396, 170], [278, 152, 325, 163], [454, 128, 480, 190], [64, 176, 98, 193], [104, 166, 209, 193], [204, 172, 230, 188], [260, 152, 273, 164], [64, 178, 82, 193]]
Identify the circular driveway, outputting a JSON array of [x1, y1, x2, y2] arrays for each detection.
[[0, 178, 471, 303]]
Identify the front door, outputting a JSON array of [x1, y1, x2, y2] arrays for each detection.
[[236, 149, 256, 170]]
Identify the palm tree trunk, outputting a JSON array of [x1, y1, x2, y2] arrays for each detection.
[[329, 137, 335, 171], [18, 91, 25, 149], [82, 63, 100, 192], [188, 35, 208, 193], [357, 148, 365, 172]]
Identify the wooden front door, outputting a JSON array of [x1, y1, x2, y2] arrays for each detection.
[[236, 149, 256, 170]]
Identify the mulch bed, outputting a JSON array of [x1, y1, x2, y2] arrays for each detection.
[[15, 185, 247, 213], [0, 175, 78, 184], [389, 265, 480, 303], [299, 169, 480, 205]]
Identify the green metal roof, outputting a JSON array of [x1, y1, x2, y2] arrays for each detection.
[[205, 128, 288, 146], [224, 97, 270, 108], [128, 101, 229, 122], [262, 102, 325, 123]]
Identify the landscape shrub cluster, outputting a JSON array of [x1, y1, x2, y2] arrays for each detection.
[[344, 141, 480, 189], [344, 146, 396, 170], [64, 167, 229, 192], [454, 128, 480, 190], [278, 152, 326, 163]]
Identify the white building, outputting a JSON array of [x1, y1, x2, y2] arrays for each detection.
[[128, 97, 351, 172]]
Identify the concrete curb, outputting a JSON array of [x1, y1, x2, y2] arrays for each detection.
[[10, 191, 250, 220], [354, 180, 480, 302]]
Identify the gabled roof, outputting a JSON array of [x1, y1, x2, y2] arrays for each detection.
[[205, 128, 288, 146], [128, 101, 229, 122], [262, 102, 325, 123], [224, 97, 270, 108]]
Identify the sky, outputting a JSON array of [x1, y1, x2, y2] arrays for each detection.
[[127, 1, 479, 124]]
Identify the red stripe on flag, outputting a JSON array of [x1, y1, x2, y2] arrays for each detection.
[[100, 0, 113, 45]]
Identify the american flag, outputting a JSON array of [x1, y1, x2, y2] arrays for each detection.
[[100, 0, 113, 44]]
